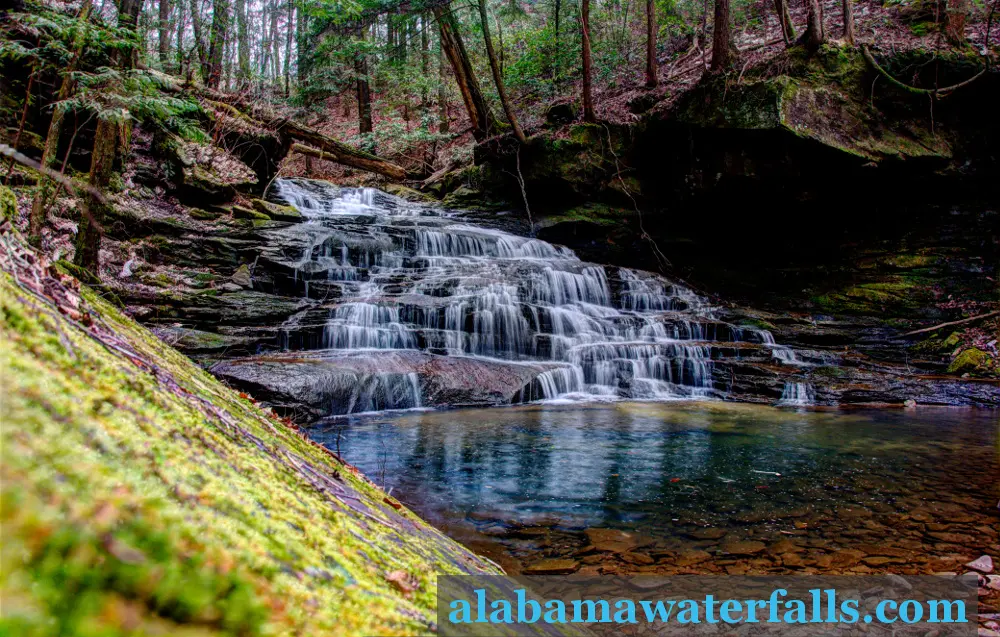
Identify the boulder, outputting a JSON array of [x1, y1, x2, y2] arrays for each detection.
[[251, 198, 303, 222], [210, 350, 566, 421], [158, 134, 258, 203]]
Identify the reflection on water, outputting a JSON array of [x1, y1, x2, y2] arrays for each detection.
[[313, 403, 999, 574]]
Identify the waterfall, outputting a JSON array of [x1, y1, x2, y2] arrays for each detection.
[[778, 382, 815, 406], [270, 180, 795, 411]]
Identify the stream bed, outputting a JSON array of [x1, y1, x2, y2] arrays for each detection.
[[313, 402, 999, 575]]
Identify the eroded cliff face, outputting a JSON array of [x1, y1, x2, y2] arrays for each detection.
[[0, 228, 500, 636]]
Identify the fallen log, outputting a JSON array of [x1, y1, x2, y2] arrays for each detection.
[[148, 70, 418, 180]]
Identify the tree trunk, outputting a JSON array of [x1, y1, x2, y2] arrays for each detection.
[[355, 23, 373, 135], [206, 0, 231, 88], [645, 0, 657, 87], [261, 0, 273, 75], [842, 0, 855, 43], [283, 0, 293, 94], [804, 0, 825, 49], [438, 37, 450, 133], [75, 116, 119, 273], [773, 0, 795, 43], [296, 3, 308, 85], [581, 0, 596, 122], [175, 0, 186, 72], [710, 0, 734, 73], [158, 0, 171, 67], [235, 0, 250, 87], [433, 2, 502, 140], [553, 0, 561, 90], [420, 13, 430, 116], [30, 0, 92, 242], [190, 0, 210, 81], [945, 0, 967, 44], [478, 0, 526, 143], [117, 0, 145, 67]]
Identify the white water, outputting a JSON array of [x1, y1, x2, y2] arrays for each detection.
[[778, 382, 816, 406], [271, 179, 789, 407]]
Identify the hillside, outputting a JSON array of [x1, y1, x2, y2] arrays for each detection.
[[0, 223, 500, 636]]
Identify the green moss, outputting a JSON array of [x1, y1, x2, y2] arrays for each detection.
[[0, 259, 499, 635], [814, 279, 927, 316], [541, 203, 630, 228], [739, 318, 777, 331], [53, 260, 101, 286], [189, 208, 221, 221], [947, 348, 994, 375], [250, 199, 302, 222], [381, 185, 437, 204], [0, 185, 17, 222], [231, 205, 269, 221]]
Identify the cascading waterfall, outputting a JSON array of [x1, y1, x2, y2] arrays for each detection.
[[269, 179, 794, 413]]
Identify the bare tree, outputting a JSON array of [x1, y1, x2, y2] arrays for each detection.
[[433, 2, 502, 140], [581, 0, 595, 122], [478, 0, 526, 142], [804, 0, 825, 49], [842, 0, 855, 43], [773, 0, 796, 44], [75, 116, 120, 273], [710, 0, 735, 73]]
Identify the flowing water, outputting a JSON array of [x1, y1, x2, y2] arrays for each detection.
[[316, 402, 998, 574], [267, 180, 786, 411]]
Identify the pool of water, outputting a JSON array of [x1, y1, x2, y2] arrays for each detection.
[[312, 402, 999, 575]]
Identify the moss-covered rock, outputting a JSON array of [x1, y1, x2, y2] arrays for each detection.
[[947, 348, 994, 375], [158, 134, 258, 203], [381, 184, 438, 204], [250, 198, 302, 221], [0, 185, 17, 222], [0, 246, 499, 635], [674, 44, 957, 164], [231, 205, 270, 221]]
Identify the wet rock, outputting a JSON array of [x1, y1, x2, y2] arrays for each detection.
[[523, 559, 579, 575], [968, 555, 994, 573], [721, 541, 766, 556], [673, 550, 712, 566], [622, 552, 655, 566], [232, 264, 253, 288], [688, 527, 728, 540], [584, 528, 644, 553], [830, 549, 866, 568], [211, 350, 565, 421]]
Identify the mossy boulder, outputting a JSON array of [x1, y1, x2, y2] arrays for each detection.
[[0, 246, 499, 635], [0, 185, 17, 222], [674, 45, 954, 164], [251, 198, 302, 222], [947, 348, 994, 376], [381, 184, 438, 204], [157, 134, 258, 203], [231, 205, 270, 221]]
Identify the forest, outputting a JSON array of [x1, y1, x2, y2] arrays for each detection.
[[1, 0, 998, 634]]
